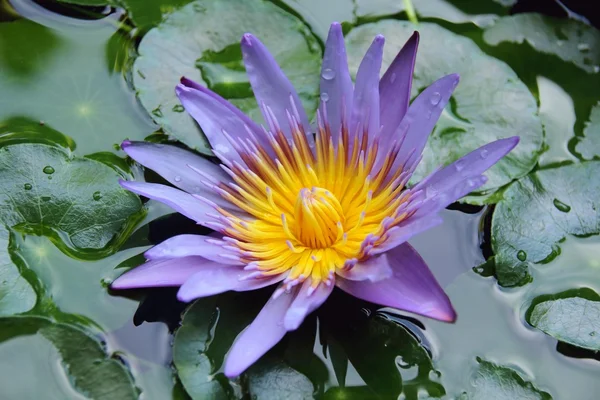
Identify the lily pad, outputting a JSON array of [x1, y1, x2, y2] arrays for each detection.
[[574, 101, 600, 160], [345, 21, 542, 201], [489, 161, 600, 286], [0, 132, 144, 258], [246, 358, 315, 400], [0, 18, 155, 155], [133, 0, 321, 153], [458, 358, 552, 400], [526, 288, 600, 351], [483, 13, 600, 74], [0, 316, 139, 399], [0, 226, 36, 316]]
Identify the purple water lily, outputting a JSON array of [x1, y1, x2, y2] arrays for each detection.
[[112, 22, 518, 377]]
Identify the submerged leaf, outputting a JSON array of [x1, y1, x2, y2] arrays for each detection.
[[526, 288, 600, 351], [0, 226, 36, 316], [574, 101, 600, 160]]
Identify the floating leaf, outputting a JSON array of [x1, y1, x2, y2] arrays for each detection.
[[458, 358, 552, 400], [345, 21, 542, 201], [0, 226, 36, 316], [574, 101, 600, 160], [0, 316, 139, 399], [483, 13, 600, 74], [132, 0, 321, 153], [0, 132, 144, 258], [246, 358, 315, 400], [0, 18, 155, 155], [526, 288, 600, 351], [489, 162, 600, 286]]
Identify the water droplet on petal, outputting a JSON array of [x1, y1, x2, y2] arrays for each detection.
[[480, 149, 489, 159], [93, 191, 103, 201], [454, 160, 464, 172], [517, 250, 527, 261], [174, 175, 182, 182], [214, 144, 229, 154], [321, 68, 335, 80], [390, 72, 397, 83], [553, 198, 571, 213], [320, 92, 330, 102], [43, 166, 55, 174], [24, 183, 32, 190], [430, 92, 441, 106]]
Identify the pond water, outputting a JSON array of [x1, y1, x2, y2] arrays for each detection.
[[1, 0, 599, 399]]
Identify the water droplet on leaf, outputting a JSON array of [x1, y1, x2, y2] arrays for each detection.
[[321, 68, 335, 80], [43, 166, 55, 174], [553, 198, 571, 213], [430, 92, 441, 105], [41, 196, 51, 202], [517, 250, 527, 261], [151, 107, 163, 118], [590, 331, 597, 337], [93, 191, 102, 201], [578, 43, 590, 52], [24, 183, 32, 190], [172, 104, 185, 113]]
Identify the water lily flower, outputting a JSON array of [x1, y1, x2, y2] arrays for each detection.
[[112, 22, 518, 377]]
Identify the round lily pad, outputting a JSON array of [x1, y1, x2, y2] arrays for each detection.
[[345, 21, 543, 201], [133, 0, 321, 153]]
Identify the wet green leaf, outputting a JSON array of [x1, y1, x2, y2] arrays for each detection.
[[458, 358, 552, 400], [574, 101, 600, 160], [0, 133, 144, 258], [489, 162, 600, 286], [0, 226, 36, 316], [0, 18, 155, 155], [345, 21, 542, 202], [246, 358, 314, 400], [0, 316, 138, 399], [483, 13, 600, 74], [132, 0, 321, 154], [526, 288, 600, 351]]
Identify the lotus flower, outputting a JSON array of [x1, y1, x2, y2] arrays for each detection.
[[112, 22, 518, 377]]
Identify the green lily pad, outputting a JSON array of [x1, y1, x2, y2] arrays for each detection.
[[0, 18, 155, 155], [483, 13, 600, 74], [246, 358, 315, 400], [0, 316, 138, 399], [574, 101, 600, 160], [489, 161, 600, 286], [345, 21, 542, 201], [458, 358, 552, 400], [526, 288, 600, 351], [132, 0, 321, 153], [0, 128, 144, 258], [0, 226, 36, 316]]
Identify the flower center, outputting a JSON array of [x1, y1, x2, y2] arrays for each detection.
[[294, 187, 344, 249]]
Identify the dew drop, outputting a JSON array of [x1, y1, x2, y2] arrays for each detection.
[[48, 176, 52, 180], [553, 198, 571, 213], [113, 143, 121, 151], [480, 149, 489, 159], [454, 160, 464, 172], [397, 356, 409, 368], [41, 195, 51, 202], [320, 92, 330, 102], [42, 166, 55, 174], [594, 65, 600, 74], [517, 250, 527, 262], [172, 104, 185, 113], [590, 331, 597, 337], [321, 68, 335, 80], [24, 183, 32, 190], [174, 175, 182, 182], [151, 107, 163, 118], [430, 91, 441, 106], [578, 43, 590, 52], [93, 191, 102, 201], [390, 72, 397, 83]]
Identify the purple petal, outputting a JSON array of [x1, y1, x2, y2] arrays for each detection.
[[415, 137, 520, 196], [320, 22, 354, 142], [350, 35, 384, 143], [120, 141, 236, 210], [176, 84, 253, 165], [119, 180, 214, 225], [240, 33, 312, 144], [336, 243, 456, 322], [372, 215, 444, 255], [379, 32, 419, 141], [224, 286, 297, 378], [144, 234, 244, 265], [177, 269, 285, 302], [283, 279, 334, 331], [335, 255, 393, 282], [392, 74, 460, 171], [111, 256, 208, 289]]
